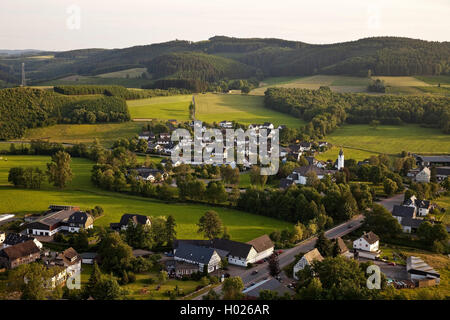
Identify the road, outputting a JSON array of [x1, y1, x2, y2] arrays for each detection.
[[194, 214, 364, 300], [376, 192, 405, 212]]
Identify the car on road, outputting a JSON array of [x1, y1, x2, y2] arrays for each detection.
[[388, 262, 396, 266], [347, 224, 353, 228], [251, 270, 258, 275], [224, 273, 231, 278]]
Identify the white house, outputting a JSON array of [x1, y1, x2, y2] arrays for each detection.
[[174, 243, 221, 273], [293, 248, 324, 280], [353, 231, 381, 260], [246, 234, 275, 262], [403, 195, 431, 217], [415, 167, 431, 183], [286, 165, 332, 185], [219, 121, 233, 129]]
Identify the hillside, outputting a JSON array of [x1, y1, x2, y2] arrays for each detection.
[[1, 36, 449, 87]]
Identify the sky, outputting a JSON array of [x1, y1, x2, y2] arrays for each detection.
[[0, 0, 449, 51]]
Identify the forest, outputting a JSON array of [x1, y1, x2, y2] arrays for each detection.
[[1, 36, 449, 87], [264, 87, 450, 138]]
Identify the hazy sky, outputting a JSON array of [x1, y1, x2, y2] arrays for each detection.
[[1, 0, 449, 51]]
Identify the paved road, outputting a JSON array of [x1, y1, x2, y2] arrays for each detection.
[[194, 214, 364, 300], [376, 193, 405, 212]]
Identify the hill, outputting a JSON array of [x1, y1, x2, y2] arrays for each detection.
[[1, 36, 449, 87]]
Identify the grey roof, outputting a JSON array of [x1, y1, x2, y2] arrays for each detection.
[[436, 167, 450, 176], [293, 165, 327, 176], [247, 235, 274, 253], [416, 155, 450, 163], [3, 233, 35, 246], [401, 218, 424, 228], [174, 243, 216, 265], [119, 214, 150, 226], [279, 178, 295, 189], [392, 205, 415, 218], [31, 208, 78, 227], [80, 252, 98, 259], [173, 238, 255, 259], [67, 211, 92, 224]]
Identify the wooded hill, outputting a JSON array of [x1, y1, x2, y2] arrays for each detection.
[[1, 36, 449, 86]]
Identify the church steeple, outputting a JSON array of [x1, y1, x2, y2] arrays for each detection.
[[337, 148, 344, 170]]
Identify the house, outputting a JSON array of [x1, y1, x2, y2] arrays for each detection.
[[173, 235, 273, 267], [174, 243, 221, 273], [26, 207, 93, 236], [110, 214, 151, 231], [165, 260, 200, 277], [261, 122, 274, 130], [159, 133, 171, 140], [293, 248, 324, 280], [80, 252, 98, 265], [1, 233, 43, 250], [414, 155, 450, 167], [219, 121, 233, 129], [138, 131, 151, 140], [406, 256, 440, 286], [403, 195, 431, 216], [42, 247, 82, 288], [353, 231, 380, 260], [334, 237, 353, 258], [243, 277, 294, 298], [392, 205, 417, 233], [66, 211, 94, 233], [0, 240, 41, 269], [246, 234, 274, 262], [415, 167, 431, 183], [436, 167, 450, 181], [131, 168, 166, 182], [283, 165, 332, 186]]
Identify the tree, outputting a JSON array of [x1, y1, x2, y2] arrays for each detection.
[[250, 166, 267, 187], [164, 215, 177, 247], [417, 222, 448, 245], [268, 253, 280, 276], [46, 151, 73, 189], [158, 270, 168, 284], [296, 277, 323, 300], [205, 181, 227, 203], [203, 289, 221, 300], [315, 232, 333, 257], [197, 210, 223, 240], [87, 262, 102, 296], [442, 176, 450, 191], [383, 178, 398, 196], [222, 276, 244, 300], [363, 204, 402, 239], [222, 225, 231, 240], [91, 274, 122, 300], [9, 263, 54, 300], [97, 231, 134, 274]]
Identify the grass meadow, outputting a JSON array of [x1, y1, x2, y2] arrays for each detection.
[[0, 155, 291, 242], [127, 95, 192, 120], [195, 93, 305, 128], [323, 124, 450, 155]]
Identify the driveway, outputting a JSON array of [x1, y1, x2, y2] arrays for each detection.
[[376, 193, 405, 212]]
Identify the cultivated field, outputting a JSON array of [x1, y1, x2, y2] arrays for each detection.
[[22, 122, 144, 147], [97, 68, 147, 79], [195, 93, 305, 127], [0, 156, 291, 241], [251, 75, 372, 95], [127, 95, 192, 120], [323, 124, 450, 155]]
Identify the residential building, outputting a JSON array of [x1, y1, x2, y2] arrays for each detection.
[[165, 260, 199, 277], [334, 237, 353, 258], [246, 234, 275, 262], [219, 121, 233, 129], [26, 207, 93, 236], [110, 214, 151, 231], [282, 165, 332, 186], [174, 243, 221, 273], [293, 248, 324, 280], [1, 233, 42, 250], [80, 252, 98, 265], [353, 231, 381, 260], [131, 168, 167, 182], [415, 167, 431, 183], [42, 248, 82, 288], [436, 167, 450, 181], [403, 195, 431, 216], [406, 256, 440, 286], [414, 155, 450, 167], [0, 240, 41, 269]]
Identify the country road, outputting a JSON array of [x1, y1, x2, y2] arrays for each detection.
[[194, 214, 364, 300]]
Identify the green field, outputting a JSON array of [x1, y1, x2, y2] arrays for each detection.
[[0, 156, 291, 241], [323, 124, 450, 155], [98, 68, 147, 79], [315, 146, 378, 162], [127, 95, 192, 120], [22, 122, 144, 147], [251, 75, 372, 95], [195, 93, 305, 128], [415, 75, 450, 85]]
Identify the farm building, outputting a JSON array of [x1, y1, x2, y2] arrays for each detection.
[[406, 256, 440, 286]]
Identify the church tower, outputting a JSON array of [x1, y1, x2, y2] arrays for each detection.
[[337, 148, 344, 170]]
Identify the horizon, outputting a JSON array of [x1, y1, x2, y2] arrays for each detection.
[[1, 0, 449, 51]]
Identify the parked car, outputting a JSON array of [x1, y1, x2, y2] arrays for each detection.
[[388, 262, 396, 266], [251, 270, 258, 275], [224, 273, 231, 278]]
